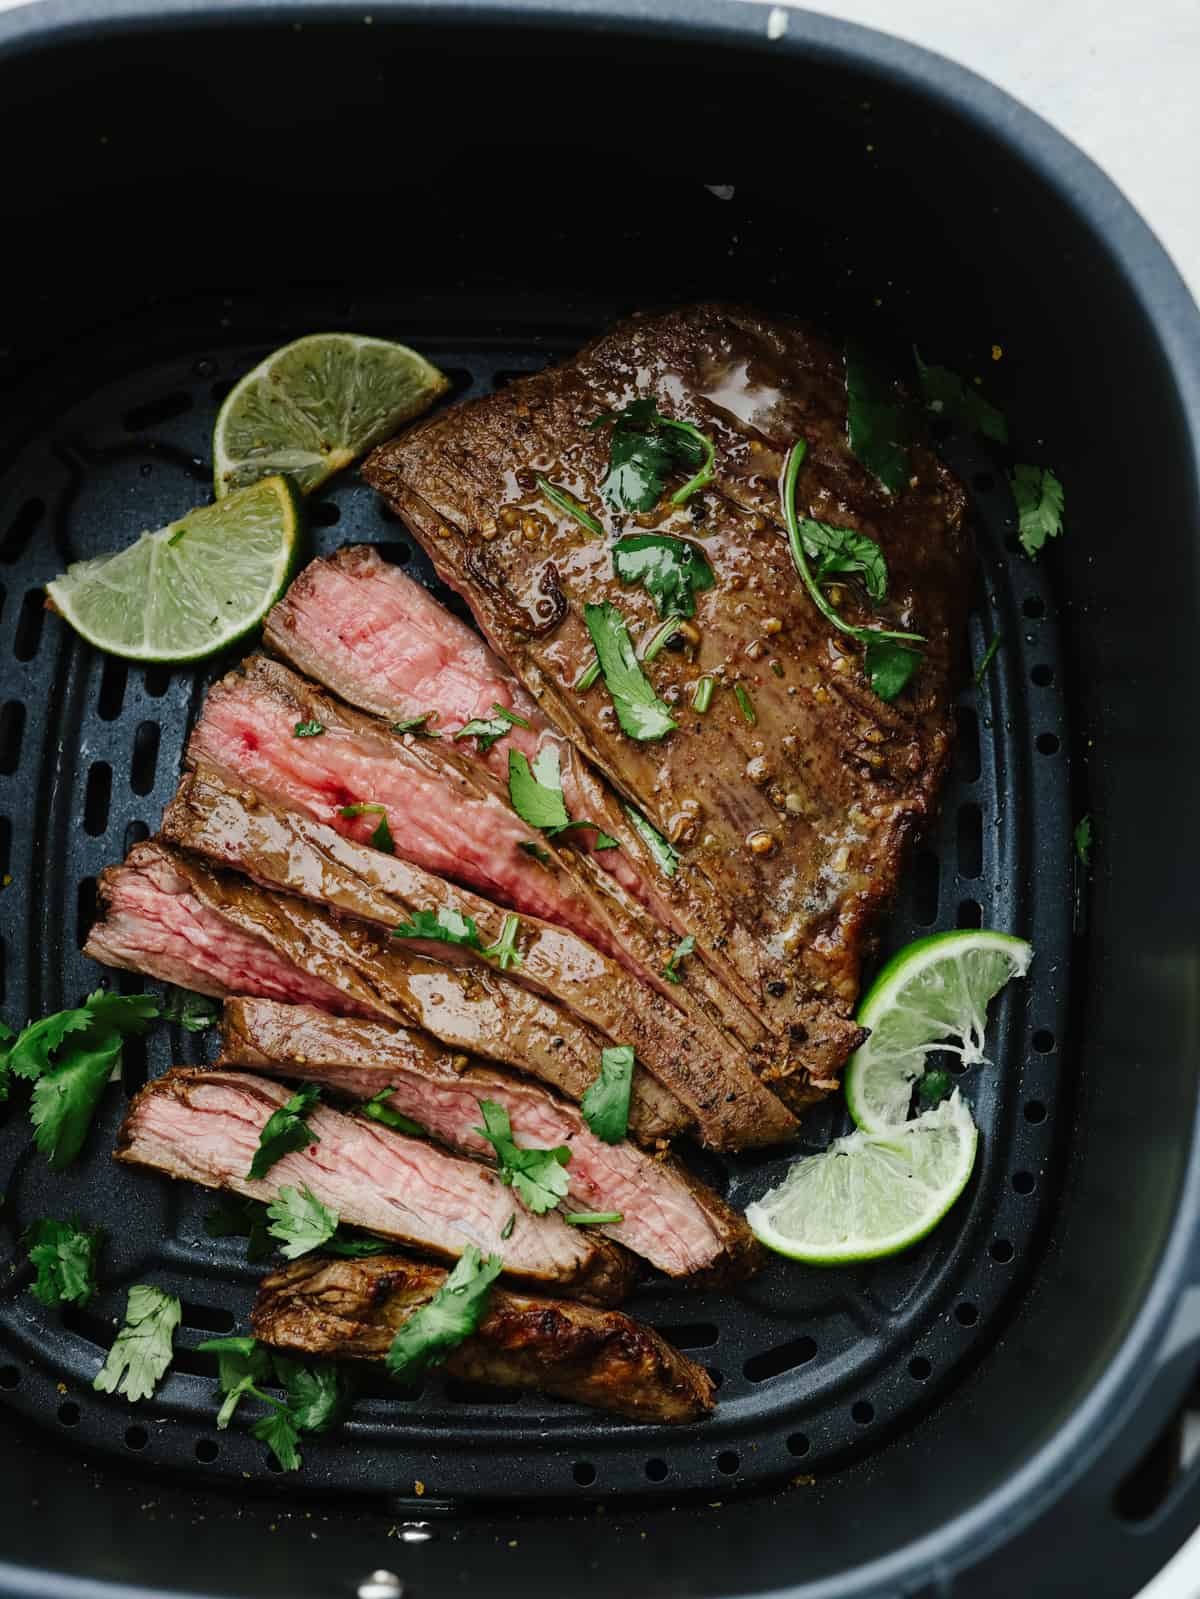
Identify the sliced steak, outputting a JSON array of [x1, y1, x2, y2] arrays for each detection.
[[118, 1068, 634, 1304], [86, 841, 694, 1141], [252, 1254, 714, 1423], [163, 768, 793, 1149], [220, 998, 761, 1281], [365, 303, 970, 1105]]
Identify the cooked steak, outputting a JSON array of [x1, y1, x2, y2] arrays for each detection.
[[163, 767, 795, 1149], [365, 303, 970, 1105], [118, 1068, 635, 1305], [220, 998, 762, 1281], [86, 841, 693, 1140], [252, 1254, 715, 1424]]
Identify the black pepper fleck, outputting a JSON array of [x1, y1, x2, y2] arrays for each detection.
[[766, 980, 788, 998]]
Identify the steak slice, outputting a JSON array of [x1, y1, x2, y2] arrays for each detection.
[[85, 840, 691, 1142], [252, 1254, 715, 1423], [220, 998, 762, 1281], [365, 303, 970, 1105], [163, 767, 793, 1150], [117, 1068, 635, 1305]]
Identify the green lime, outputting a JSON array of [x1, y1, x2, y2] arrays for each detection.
[[745, 1092, 978, 1264], [45, 476, 300, 663], [844, 930, 1033, 1134], [213, 332, 450, 497]]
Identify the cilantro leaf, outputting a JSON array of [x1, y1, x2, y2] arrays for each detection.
[[393, 906, 485, 952], [293, 720, 325, 738], [24, 1217, 101, 1307], [1010, 464, 1065, 558], [454, 717, 513, 754], [360, 1085, 425, 1136], [385, 1245, 503, 1381], [799, 520, 888, 601], [267, 1185, 338, 1259], [390, 712, 441, 737], [204, 1195, 274, 1262], [93, 1284, 181, 1403], [622, 804, 679, 878], [252, 1405, 303, 1471], [9, 990, 158, 1081], [845, 344, 912, 494], [508, 748, 571, 832], [663, 934, 695, 985], [913, 348, 1009, 443], [271, 1353, 352, 1434], [248, 1085, 322, 1180], [474, 1100, 571, 1214], [863, 638, 922, 702], [161, 986, 220, 1033], [1074, 815, 1094, 867], [917, 1067, 953, 1109], [483, 913, 523, 972], [500, 1212, 516, 1241], [491, 704, 530, 729], [370, 814, 395, 854], [612, 534, 715, 619], [583, 601, 678, 742], [535, 476, 604, 536], [31, 1031, 122, 1170], [592, 400, 715, 510], [517, 841, 551, 864], [322, 1227, 394, 1258], [580, 1045, 634, 1144]]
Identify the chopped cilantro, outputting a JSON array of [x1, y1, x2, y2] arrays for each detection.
[[322, 1228, 394, 1258], [583, 601, 678, 742], [360, 1085, 425, 1136], [293, 720, 325, 738], [691, 677, 713, 714], [845, 344, 912, 494], [24, 1217, 101, 1306], [733, 683, 757, 726], [580, 1045, 634, 1144], [248, 1084, 321, 1180], [564, 1211, 623, 1225], [1074, 815, 1094, 867], [913, 348, 1008, 443], [1011, 465, 1065, 558], [385, 1245, 503, 1381], [917, 1067, 953, 1109], [199, 1335, 351, 1472], [663, 934, 696, 985], [500, 1212, 516, 1241], [266, 1185, 338, 1260], [483, 913, 523, 972], [612, 533, 715, 619], [474, 1099, 571, 1214], [393, 905, 485, 952], [508, 747, 617, 848], [591, 399, 715, 510], [797, 518, 888, 601], [93, 1284, 180, 1403], [535, 476, 604, 536], [161, 986, 220, 1032], [518, 841, 552, 864], [974, 632, 1004, 687], [863, 638, 922, 701], [390, 712, 441, 737], [622, 804, 679, 878], [490, 703, 530, 728], [454, 717, 513, 754]]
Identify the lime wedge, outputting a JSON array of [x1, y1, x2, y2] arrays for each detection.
[[46, 476, 300, 663], [844, 930, 1033, 1134], [213, 332, 450, 497], [745, 1092, 978, 1263]]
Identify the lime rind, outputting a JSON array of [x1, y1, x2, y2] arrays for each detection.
[[45, 475, 300, 664], [213, 332, 450, 497], [745, 1092, 978, 1265], [845, 930, 1033, 1134]]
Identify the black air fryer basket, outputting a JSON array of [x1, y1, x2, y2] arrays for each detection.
[[1, 3, 1199, 1596]]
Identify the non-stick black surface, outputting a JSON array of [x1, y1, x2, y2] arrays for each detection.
[[0, 314, 1069, 1504]]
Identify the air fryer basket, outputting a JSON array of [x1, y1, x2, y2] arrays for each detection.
[[1, 3, 1199, 1597]]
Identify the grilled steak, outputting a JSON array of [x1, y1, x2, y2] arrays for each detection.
[[163, 768, 794, 1149], [365, 303, 970, 1105], [118, 1068, 635, 1305], [220, 998, 761, 1281], [86, 841, 689, 1138], [252, 1254, 715, 1423]]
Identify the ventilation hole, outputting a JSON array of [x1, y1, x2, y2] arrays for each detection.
[[1114, 1412, 1182, 1522], [13, 590, 45, 662], [1024, 1100, 1047, 1123], [990, 1239, 1014, 1263], [195, 1439, 219, 1464], [912, 848, 939, 926], [908, 1357, 931, 1381], [123, 390, 194, 431], [76, 876, 98, 946], [786, 1432, 810, 1457], [98, 656, 127, 721], [311, 500, 341, 527], [0, 1366, 19, 1389], [0, 701, 25, 775], [851, 1401, 874, 1425], [181, 1301, 236, 1334], [121, 1031, 148, 1094], [743, 1335, 817, 1383], [211, 379, 235, 404], [1012, 1170, 1036, 1194], [0, 815, 9, 878], [1036, 732, 1060, 755], [130, 721, 160, 796], [124, 1425, 148, 1450], [1033, 1029, 1055, 1053], [716, 1451, 739, 1476], [57, 1401, 80, 1426], [572, 1462, 596, 1486], [652, 1322, 719, 1350], [955, 1303, 979, 1327], [957, 899, 982, 929], [124, 819, 149, 852], [83, 762, 112, 835], [1023, 595, 1045, 619], [645, 1459, 669, 1482], [956, 802, 983, 880], [953, 706, 981, 783], [0, 499, 44, 566], [971, 471, 995, 494], [443, 1378, 519, 1404], [1031, 663, 1054, 687], [144, 665, 171, 698]]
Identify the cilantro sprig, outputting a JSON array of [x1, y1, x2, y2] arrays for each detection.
[[583, 601, 678, 741], [390, 712, 441, 737], [248, 1085, 322, 1180], [580, 1045, 635, 1144], [199, 1334, 352, 1472], [266, 1184, 339, 1259], [394, 905, 485, 951], [590, 399, 715, 510], [385, 1245, 503, 1382], [93, 1284, 181, 1403], [474, 1100, 571, 1214], [535, 476, 604, 537], [24, 1217, 102, 1307], [483, 913, 523, 972], [612, 533, 715, 619], [340, 802, 394, 855], [1011, 465, 1065, 558]]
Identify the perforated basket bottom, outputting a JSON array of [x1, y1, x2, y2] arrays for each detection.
[[0, 312, 1071, 1504]]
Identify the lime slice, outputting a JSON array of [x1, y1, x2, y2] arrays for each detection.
[[844, 930, 1033, 1134], [213, 332, 450, 497], [46, 476, 300, 663], [745, 1092, 978, 1264]]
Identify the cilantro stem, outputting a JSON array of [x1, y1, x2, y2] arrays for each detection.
[[733, 684, 757, 726], [535, 476, 604, 538], [692, 676, 713, 713], [974, 632, 1003, 686], [574, 655, 601, 692], [665, 421, 716, 506], [639, 616, 681, 663], [564, 1211, 624, 1226]]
